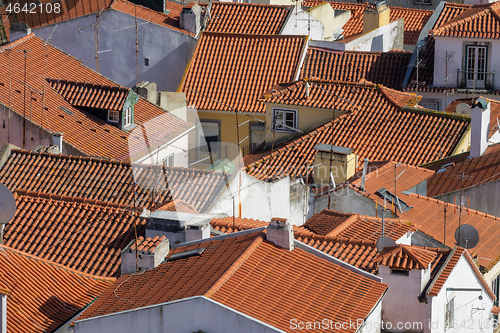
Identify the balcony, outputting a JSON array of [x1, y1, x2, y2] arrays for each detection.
[[457, 70, 495, 92]]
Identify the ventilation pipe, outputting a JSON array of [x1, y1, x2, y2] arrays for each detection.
[[361, 158, 369, 191]]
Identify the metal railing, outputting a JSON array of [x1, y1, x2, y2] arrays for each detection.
[[457, 70, 495, 91]]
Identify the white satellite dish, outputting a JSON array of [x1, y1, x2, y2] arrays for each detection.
[[456, 103, 471, 116], [0, 184, 16, 224]]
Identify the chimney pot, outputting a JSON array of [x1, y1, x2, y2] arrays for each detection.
[[266, 218, 294, 251], [470, 98, 490, 158]]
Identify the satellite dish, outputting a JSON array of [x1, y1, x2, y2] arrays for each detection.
[[0, 184, 15, 224], [455, 224, 479, 249], [456, 103, 471, 115], [376, 236, 397, 252]]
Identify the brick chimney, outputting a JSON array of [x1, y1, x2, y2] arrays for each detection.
[[363, 1, 390, 34], [121, 235, 170, 275], [52, 132, 63, 154], [180, 3, 202, 36], [470, 98, 490, 158], [266, 218, 294, 251]]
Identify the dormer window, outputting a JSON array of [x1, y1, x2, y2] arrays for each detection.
[[108, 110, 119, 123], [272, 108, 297, 133], [124, 107, 132, 127]]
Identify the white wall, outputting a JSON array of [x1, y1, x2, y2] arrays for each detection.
[[281, 6, 324, 41], [345, 18, 404, 52], [429, 255, 494, 333], [74, 296, 284, 333], [433, 36, 500, 89], [33, 10, 197, 91]]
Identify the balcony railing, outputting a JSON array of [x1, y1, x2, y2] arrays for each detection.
[[457, 70, 495, 91]]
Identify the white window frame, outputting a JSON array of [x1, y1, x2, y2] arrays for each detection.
[[163, 153, 174, 167], [124, 107, 131, 127], [108, 110, 119, 123], [421, 101, 440, 111], [272, 108, 297, 133], [445, 297, 454, 329]]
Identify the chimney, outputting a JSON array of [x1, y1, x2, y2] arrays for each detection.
[[9, 23, 31, 43], [179, 3, 202, 36], [360, 158, 369, 191], [470, 98, 490, 158], [363, 1, 390, 34], [51, 132, 63, 154], [185, 216, 211, 242], [0, 290, 7, 333], [121, 236, 169, 275], [305, 81, 310, 98], [133, 81, 157, 105], [313, 144, 357, 186], [266, 218, 294, 251]]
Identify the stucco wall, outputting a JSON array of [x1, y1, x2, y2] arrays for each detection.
[[434, 180, 500, 218], [345, 18, 404, 52], [74, 296, 283, 333], [281, 6, 324, 41], [429, 255, 494, 333], [33, 10, 197, 91]]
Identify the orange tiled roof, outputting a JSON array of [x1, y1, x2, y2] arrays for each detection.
[[128, 235, 166, 253], [8, 189, 147, 277], [48, 79, 130, 111], [375, 245, 439, 270], [0, 148, 228, 212], [245, 80, 469, 180], [301, 47, 411, 90], [78, 231, 388, 330], [351, 164, 500, 270], [156, 199, 199, 213], [2, 0, 193, 36], [0, 244, 114, 333], [205, 2, 291, 34], [433, 3, 471, 30], [179, 32, 307, 113], [302, 1, 432, 45], [210, 216, 269, 234], [302, 210, 355, 235], [0, 35, 193, 161], [430, 2, 500, 39]]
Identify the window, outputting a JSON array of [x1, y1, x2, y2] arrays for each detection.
[[124, 107, 131, 127], [445, 298, 454, 328], [163, 153, 174, 167], [144, 58, 149, 66], [250, 122, 265, 150], [493, 275, 500, 304], [108, 110, 119, 123], [272, 108, 297, 132], [421, 101, 440, 111], [414, 0, 432, 5], [390, 269, 409, 276], [466, 45, 487, 89], [198, 121, 219, 153]]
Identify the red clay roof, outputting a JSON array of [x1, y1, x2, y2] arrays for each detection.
[[210, 216, 269, 234], [205, 2, 291, 34], [376, 245, 439, 270], [179, 32, 307, 113], [156, 199, 199, 213], [2, 0, 192, 36], [245, 80, 469, 180], [430, 2, 500, 39], [127, 235, 167, 253], [0, 35, 192, 161], [303, 1, 432, 45], [0, 148, 228, 212], [78, 231, 388, 331], [8, 190, 147, 277], [433, 3, 471, 30], [302, 209, 354, 235], [0, 244, 114, 333], [301, 47, 411, 90], [48, 79, 130, 111]]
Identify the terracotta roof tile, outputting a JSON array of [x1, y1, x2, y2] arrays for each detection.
[[78, 230, 388, 331], [0, 35, 192, 161], [0, 245, 114, 333], [210, 216, 269, 234], [375, 244, 438, 270], [302, 210, 355, 235], [433, 3, 472, 30], [0, 149, 228, 211], [205, 2, 291, 34], [7, 190, 147, 277], [430, 2, 500, 39], [127, 235, 167, 253], [245, 80, 469, 180], [301, 47, 412, 90], [179, 32, 307, 113], [156, 199, 199, 213], [302, 1, 432, 45]]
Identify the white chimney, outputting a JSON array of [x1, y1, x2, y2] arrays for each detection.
[[470, 98, 490, 158], [121, 236, 169, 275], [360, 158, 369, 191], [0, 291, 6, 333], [52, 132, 63, 154], [185, 217, 210, 242], [179, 3, 202, 36], [266, 218, 294, 251]]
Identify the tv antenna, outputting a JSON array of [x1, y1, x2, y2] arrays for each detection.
[[0, 183, 17, 245], [14, 80, 43, 150], [444, 51, 455, 108], [454, 224, 479, 249], [393, 162, 404, 216], [78, 8, 112, 72], [376, 198, 397, 252]]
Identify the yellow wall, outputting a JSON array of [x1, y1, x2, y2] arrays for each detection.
[[264, 103, 347, 147], [452, 124, 472, 156], [313, 151, 357, 186], [309, 3, 335, 40], [187, 111, 266, 167], [363, 4, 390, 34]]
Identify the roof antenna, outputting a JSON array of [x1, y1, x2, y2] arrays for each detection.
[[376, 198, 396, 251], [79, 8, 113, 72]]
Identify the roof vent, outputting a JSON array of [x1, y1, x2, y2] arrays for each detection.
[[166, 248, 205, 262], [58, 106, 74, 116]]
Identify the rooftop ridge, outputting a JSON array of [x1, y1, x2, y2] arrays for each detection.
[[463, 249, 496, 300], [201, 31, 308, 39], [358, 160, 436, 184], [16, 189, 145, 211], [402, 105, 472, 121], [47, 78, 130, 92], [212, 2, 291, 9], [295, 232, 378, 247], [204, 234, 264, 298], [0, 33, 35, 53], [0, 243, 116, 282]]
